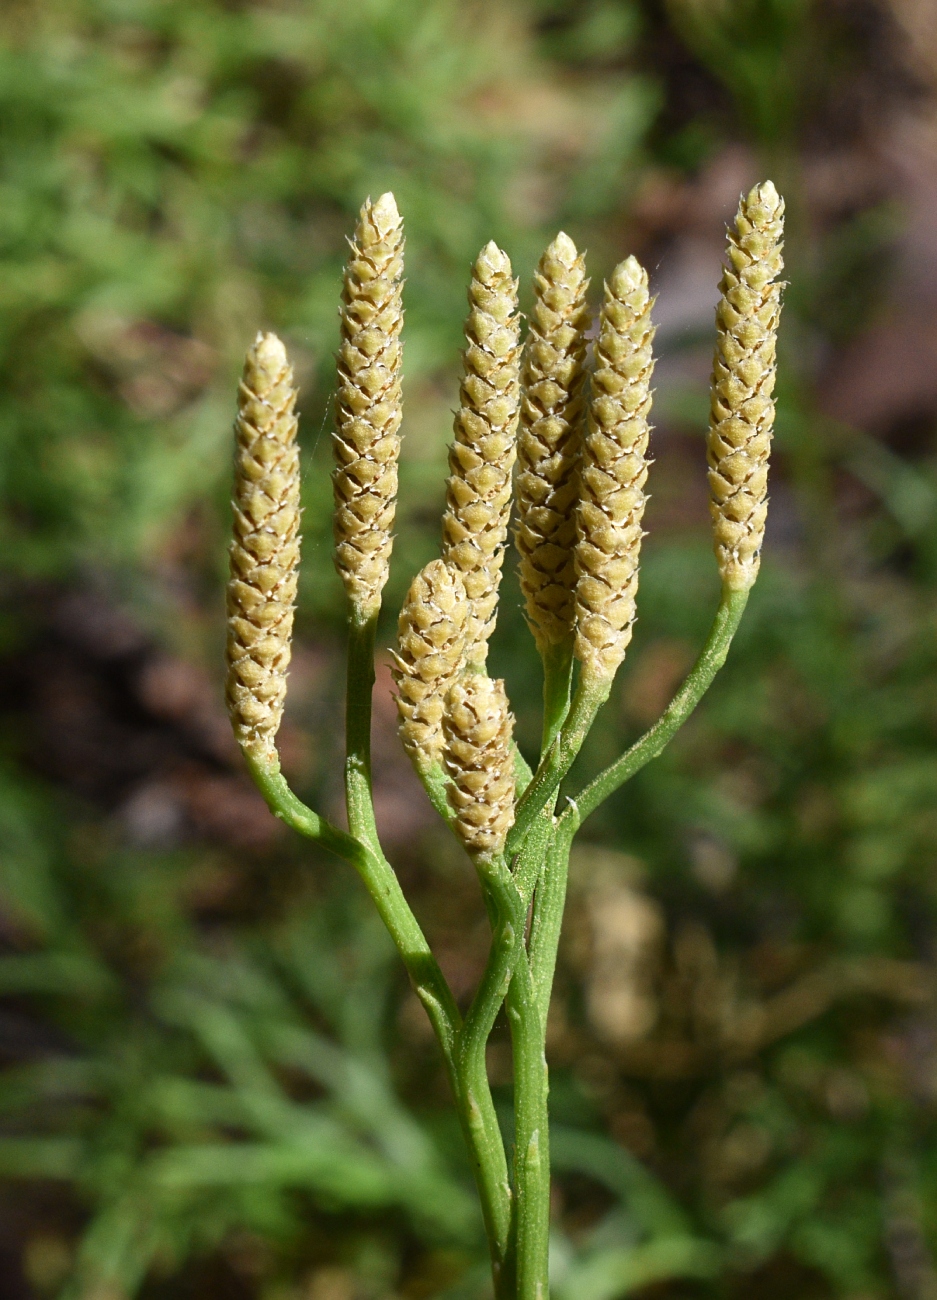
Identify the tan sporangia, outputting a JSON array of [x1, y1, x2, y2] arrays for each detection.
[[333, 192, 404, 616], [574, 255, 656, 683], [441, 241, 521, 668], [515, 232, 590, 653], [708, 181, 785, 590], [392, 559, 468, 771], [443, 674, 516, 856], [225, 332, 301, 759]]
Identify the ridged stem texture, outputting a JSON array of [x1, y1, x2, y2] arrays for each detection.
[[225, 332, 301, 760], [442, 242, 521, 668], [515, 232, 590, 653], [708, 180, 785, 590], [333, 192, 405, 615], [574, 255, 656, 684], [392, 559, 468, 771], [443, 675, 516, 856]]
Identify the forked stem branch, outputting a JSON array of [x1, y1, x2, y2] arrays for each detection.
[[562, 586, 749, 827]]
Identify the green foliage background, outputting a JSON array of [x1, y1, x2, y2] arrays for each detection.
[[2, 2, 937, 1299]]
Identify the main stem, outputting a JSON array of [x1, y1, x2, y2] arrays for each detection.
[[504, 588, 751, 1298], [528, 817, 578, 1028], [507, 814, 580, 1300], [507, 945, 550, 1300]]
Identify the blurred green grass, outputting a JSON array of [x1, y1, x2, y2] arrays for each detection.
[[4, 1, 937, 1299]]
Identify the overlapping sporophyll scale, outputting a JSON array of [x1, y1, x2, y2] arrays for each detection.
[[515, 232, 590, 652], [392, 560, 468, 771], [573, 256, 656, 683], [708, 181, 785, 590], [443, 675, 516, 856], [225, 186, 782, 851], [333, 192, 405, 615], [225, 333, 302, 758], [441, 242, 522, 669]]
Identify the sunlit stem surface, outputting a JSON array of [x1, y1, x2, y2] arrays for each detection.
[[242, 582, 752, 1300]]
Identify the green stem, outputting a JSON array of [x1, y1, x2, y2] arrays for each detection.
[[506, 671, 610, 860], [246, 744, 517, 1269], [512, 807, 554, 911], [563, 586, 749, 826], [528, 813, 578, 1029], [242, 749, 461, 1066], [244, 748, 366, 865], [505, 820, 580, 1300], [506, 948, 550, 1300], [345, 607, 380, 849], [345, 651, 520, 1276], [413, 759, 455, 827], [540, 638, 575, 759], [501, 587, 751, 1298], [458, 854, 527, 1284]]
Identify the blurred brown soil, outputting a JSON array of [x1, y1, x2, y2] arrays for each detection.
[[0, 585, 281, 853]]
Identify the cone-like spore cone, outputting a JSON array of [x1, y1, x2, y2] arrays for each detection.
[[574, 256, 655, 682], [333, 192, 404, 614], [515, 232, 590, 652], [392, 559, 468, 770], [441, 243, 521, 667], [444, 675, 515, 856], [708, 181, 785, 590], [226, 333, 301, 758]]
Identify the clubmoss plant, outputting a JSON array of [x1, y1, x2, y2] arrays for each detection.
[[226, 183, 785, 1300]]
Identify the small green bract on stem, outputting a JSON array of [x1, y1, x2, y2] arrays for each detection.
[[225, 184, 785, 1300]]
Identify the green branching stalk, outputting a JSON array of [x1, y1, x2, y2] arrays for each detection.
[[528, 815, 579, 1027], [345, 608, 381, 849], [564, 586, 750, 825], [242, 748, 460, 1068], [458, 852, 527, 1282], [506, 671, 611, 861], [228, 185, 783, 1300], [245, 744, 517, 1262], [442, 677, 519, 1269], [417, 760, 459, 827], [506, 949, 550, 1300], [539, 638, 575, 759]]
